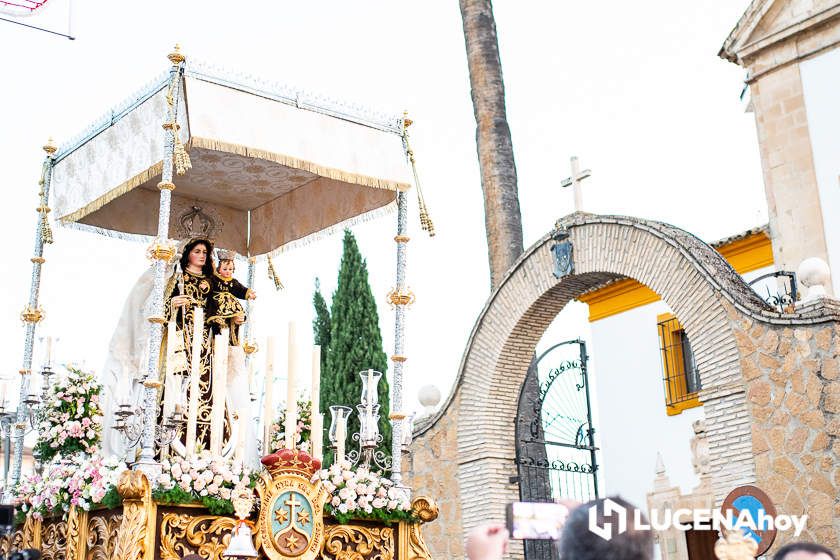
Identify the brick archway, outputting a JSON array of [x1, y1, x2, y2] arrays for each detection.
[[410, 213, 840, 557]]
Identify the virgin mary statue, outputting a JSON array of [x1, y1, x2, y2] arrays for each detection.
[[100, 238, 253, 461]]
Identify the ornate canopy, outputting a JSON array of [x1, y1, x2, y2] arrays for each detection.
[[49, 60, 412, 258]]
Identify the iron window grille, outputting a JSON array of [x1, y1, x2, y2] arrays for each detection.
[[657, 315, 701, 409]]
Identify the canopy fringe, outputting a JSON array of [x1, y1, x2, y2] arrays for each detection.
[[190, 136, 411, 193], [58, 161, 164, 224], [60, 220, 155, 243], [254, 197, 398, 264]]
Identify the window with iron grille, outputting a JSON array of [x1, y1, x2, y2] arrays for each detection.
[[657, 314, 702, 415]]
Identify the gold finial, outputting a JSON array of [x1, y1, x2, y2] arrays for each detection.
[[403, 110, 413, 129], [168, 44, 185, 65], [43, 137, 57, 155]]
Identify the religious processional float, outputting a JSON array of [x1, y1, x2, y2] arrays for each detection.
[[3, 46, 438, 560]]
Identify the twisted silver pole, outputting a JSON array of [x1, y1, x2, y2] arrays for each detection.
[[133, 46, 185, 481], [390, 190, 409, 486], [10, 141, 56, 492]]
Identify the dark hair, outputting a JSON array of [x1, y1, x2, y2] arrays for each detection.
[[559, 496, 654, 560], [774, 542, 836, 560], [180, 238, 215, 277]]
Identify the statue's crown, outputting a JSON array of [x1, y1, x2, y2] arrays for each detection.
[[261, 448, 322, 477]]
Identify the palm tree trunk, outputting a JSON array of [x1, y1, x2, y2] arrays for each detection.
[[460, 0, 524, 289]]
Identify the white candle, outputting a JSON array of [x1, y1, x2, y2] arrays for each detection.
[[247, 357, 255, 398], [335, 410, 346, 464], [43, 336, 53, 368], [186, 307, 204, 456], [162, 322, 177, 420], [311, 345, 321, 414], [366, 369, 375, 405], [234, 411, 244, 463], [285, 322, 298, 450], [0, 380, 7, 409], [210, 332, 229, 456], [311, 413, 323, 462], [263, 336, 276, 455]]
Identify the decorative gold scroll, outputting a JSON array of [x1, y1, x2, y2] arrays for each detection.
[[159, 513, 239, 560], [114, 470, 155, 560], [40, 518, 68, 560], [397, 496, 438, 560], [87, 511, 123, 560], [322, 525, 395, 560], [65, 507, 89, 560], [22, 513, 41, 550]]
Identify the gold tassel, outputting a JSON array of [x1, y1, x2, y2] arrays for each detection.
[[174, 137, 192, 176], [267, 256, 284, 290], [403, 113, 435, 237], [165, 68, 191, 176]]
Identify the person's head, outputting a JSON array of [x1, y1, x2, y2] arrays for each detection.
[[774, 542, 836, 560], [217, 258, 235, 278], [559, 496, 653, 560], [180, 238, 214, 276]]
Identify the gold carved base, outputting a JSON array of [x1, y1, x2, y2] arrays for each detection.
[[5, 472, 438, 560]]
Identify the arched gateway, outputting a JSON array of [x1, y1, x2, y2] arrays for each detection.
[[409, 213, 840, 558]]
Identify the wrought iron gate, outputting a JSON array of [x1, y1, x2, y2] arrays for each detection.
[[514, 339, 599, 558]]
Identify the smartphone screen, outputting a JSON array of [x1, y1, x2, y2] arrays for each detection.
[[506, 501, 570, 540]]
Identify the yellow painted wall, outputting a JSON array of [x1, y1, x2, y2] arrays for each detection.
[[578, 232, 773, 322]]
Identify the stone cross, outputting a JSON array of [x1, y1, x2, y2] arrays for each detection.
[[560, 156, 592, 212]]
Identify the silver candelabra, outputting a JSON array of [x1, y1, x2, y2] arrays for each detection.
[[330, 370, 393, 472], [113, 402, 186, 453]]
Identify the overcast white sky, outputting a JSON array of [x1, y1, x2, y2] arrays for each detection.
[[0, 1, 764, 417]]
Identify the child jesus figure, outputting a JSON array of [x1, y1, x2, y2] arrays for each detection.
[[207, 252, 257, 346]]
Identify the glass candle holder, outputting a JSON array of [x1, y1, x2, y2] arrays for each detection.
[[356, 403, 381, 444], [358, 369, 383, 407], [328, 405, 352, 445]]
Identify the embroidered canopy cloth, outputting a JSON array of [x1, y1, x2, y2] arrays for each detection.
[[49, 63, 411, 258]]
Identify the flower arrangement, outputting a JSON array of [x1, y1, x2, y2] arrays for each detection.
[[269, 398, 312, 452], [312, 461, 414, 524], [154, 451, 255, 515], [34, 367, 103, 463], [14, 454, 126, 520]]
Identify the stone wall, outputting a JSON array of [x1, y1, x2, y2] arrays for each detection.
[[733, 302, 840, 549], [407, 214, 840, 558], [408, 393, 464, 559]]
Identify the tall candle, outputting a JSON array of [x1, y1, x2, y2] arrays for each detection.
[[311, 413, 323, 462], [335, 410, 346, 464], [247, 357, 255, 398], [366, 369, 375, 405], [263, 336, 276, 455], [210, 331, 229, 456], [311, 345, 321, 414], [162, 322, 177, 419], [0, 380, 7, 409], [186, 307, 204, 456], [285, 322, 298, 450], [234, 411, 244, 463], [43, 336, 53, 368]]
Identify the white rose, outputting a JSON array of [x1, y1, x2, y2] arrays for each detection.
[[331, 496, 341, 507], [387, 500, 398, 510], [338, 503, 348, 513]]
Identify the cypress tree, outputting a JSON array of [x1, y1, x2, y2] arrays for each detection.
[[313, 278, 332, 457], [324, 230, 391, 465]]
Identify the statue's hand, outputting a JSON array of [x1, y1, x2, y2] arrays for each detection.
[[247, 290, 257, 300], [233, 313, 246, 325], [171, 295, 191, 308]]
